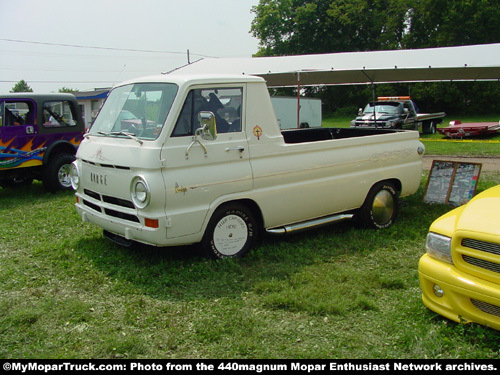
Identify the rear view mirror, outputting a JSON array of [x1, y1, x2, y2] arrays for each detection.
[[198, 111, 217, 141]]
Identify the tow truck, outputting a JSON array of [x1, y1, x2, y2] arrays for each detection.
[[350, 96, 445, 134]]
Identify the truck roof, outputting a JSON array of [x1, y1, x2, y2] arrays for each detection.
[[115, 73, 266, 88], [0, 93, 77, 101]]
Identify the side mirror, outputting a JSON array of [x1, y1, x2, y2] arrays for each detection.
[[198, 111, 217, 141]]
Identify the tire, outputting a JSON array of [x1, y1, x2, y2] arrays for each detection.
[[201, 203, 259, 259], [422, 121, 436, 134], [357, 182, 398, 229], [43, 153, 75, 192]]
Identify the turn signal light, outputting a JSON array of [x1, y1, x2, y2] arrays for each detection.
[[145, 218, 159, 228]]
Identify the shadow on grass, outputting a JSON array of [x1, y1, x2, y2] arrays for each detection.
[[70, 188, 448, 304], [0, 181, 74, 210], [72, 219, 370, 302]]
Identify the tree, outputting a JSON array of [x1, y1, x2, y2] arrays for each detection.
[[251, 0, 500, 55], [10, 79, 33, 93], [59, 87, 79, 93], [250, 0, 413, 56], [404, 0, 500, 48], [250, 0, 500, 115]]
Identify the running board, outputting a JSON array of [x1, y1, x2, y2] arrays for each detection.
[[266, 213, 354, 235]]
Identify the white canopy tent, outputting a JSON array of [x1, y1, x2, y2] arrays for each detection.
[[168, 43, 500, 87]]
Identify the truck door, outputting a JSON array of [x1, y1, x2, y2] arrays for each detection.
[[161, 85, 252, 239], [0, 99, 39, 169]]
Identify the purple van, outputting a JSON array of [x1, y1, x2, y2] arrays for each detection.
[[0, 93, 84, 192]]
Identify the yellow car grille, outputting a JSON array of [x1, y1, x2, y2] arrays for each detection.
[[471, 299, 500, 318], [456, 237, 500, 284]]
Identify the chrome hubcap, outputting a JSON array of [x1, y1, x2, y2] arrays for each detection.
[[372, 190, 394, 225]]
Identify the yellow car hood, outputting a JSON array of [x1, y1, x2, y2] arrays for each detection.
[[456, 184, 500, 236]]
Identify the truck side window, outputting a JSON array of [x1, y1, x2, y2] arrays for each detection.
[[43, 100, 77, 127], [172, 87, 243, 137], [0, 101, 35, 126]]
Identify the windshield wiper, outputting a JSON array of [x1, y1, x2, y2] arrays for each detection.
[[97, 131, 143, 145]]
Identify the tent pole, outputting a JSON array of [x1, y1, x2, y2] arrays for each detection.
[[297, 71, 301, 128]]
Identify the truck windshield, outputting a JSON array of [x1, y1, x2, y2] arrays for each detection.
[[363, 103, 400, 115], [89, 83, 178, 141]]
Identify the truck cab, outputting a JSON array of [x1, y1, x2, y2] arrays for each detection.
[[0, 93, 84, 192]]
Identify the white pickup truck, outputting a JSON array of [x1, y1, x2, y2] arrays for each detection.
[[70, 74, 424, 258]]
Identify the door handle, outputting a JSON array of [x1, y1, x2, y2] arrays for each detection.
[[225, 146, 245, 158]]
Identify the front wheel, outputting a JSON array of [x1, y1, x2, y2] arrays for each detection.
[[201, 203, 259, 259], [43, 153, 75, 192], [357, 182, 399, 229]]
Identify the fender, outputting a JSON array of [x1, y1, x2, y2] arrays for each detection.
[[42, 139, 78, 164]]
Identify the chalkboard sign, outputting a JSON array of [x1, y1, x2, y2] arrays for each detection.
[[424, 160, 482, 206]]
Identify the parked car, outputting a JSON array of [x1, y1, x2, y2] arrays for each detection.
[[0, 93, 84, 192], [419, 184, 500, 331]]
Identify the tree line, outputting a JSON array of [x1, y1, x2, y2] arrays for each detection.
[[250, 0, 500, 115], [10, 79, 79, 94]]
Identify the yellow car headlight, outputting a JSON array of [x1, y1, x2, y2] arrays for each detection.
[[426, 232, 453, 264]]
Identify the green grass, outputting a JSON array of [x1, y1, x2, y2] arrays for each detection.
[[1, 143, 500, 359]]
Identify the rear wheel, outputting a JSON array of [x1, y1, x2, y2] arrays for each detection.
[[357, 182, 398, 229], [201, 203, 259, 259], [43, 153, 75, 192], [422, 121, 436, 134]]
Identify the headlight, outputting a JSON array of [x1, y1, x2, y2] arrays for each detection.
[[70, 162, 80, 191], [426, 232, 453, 264], [130, 176, 151, 209]]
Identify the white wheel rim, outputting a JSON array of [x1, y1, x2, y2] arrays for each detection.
[[58, 164, 72, 187], [213, 214, 248, 256]]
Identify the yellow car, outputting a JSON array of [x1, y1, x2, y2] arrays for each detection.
[[419, 184, 500, 330]]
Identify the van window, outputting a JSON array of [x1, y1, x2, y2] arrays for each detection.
[[172, 87, 243, 137]]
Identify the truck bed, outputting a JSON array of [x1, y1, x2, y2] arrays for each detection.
[[281, 127, 398, 144], [416, 112, 446, 121]]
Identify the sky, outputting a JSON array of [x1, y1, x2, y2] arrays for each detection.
[[0, 0, 261, 93]]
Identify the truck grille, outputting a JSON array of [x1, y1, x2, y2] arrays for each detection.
[[82, 189, 140, 224], [471, 299, 500, 318], [462, 256, 500, 274], [454, 238, 500, 283], [462, 239, 500, 256], [461, 238, 500, 274]]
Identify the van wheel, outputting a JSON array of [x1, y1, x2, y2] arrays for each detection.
[[357, 182, 398, 229], [43, 153, 75, 192], [201, 203, 259, 259]]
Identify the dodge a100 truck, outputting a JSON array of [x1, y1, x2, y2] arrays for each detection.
[[419, 184, 500, 331], [71, 74, 424, 258]]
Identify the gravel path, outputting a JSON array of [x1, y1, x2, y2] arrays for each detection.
[[423, 155, 500, 172]]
